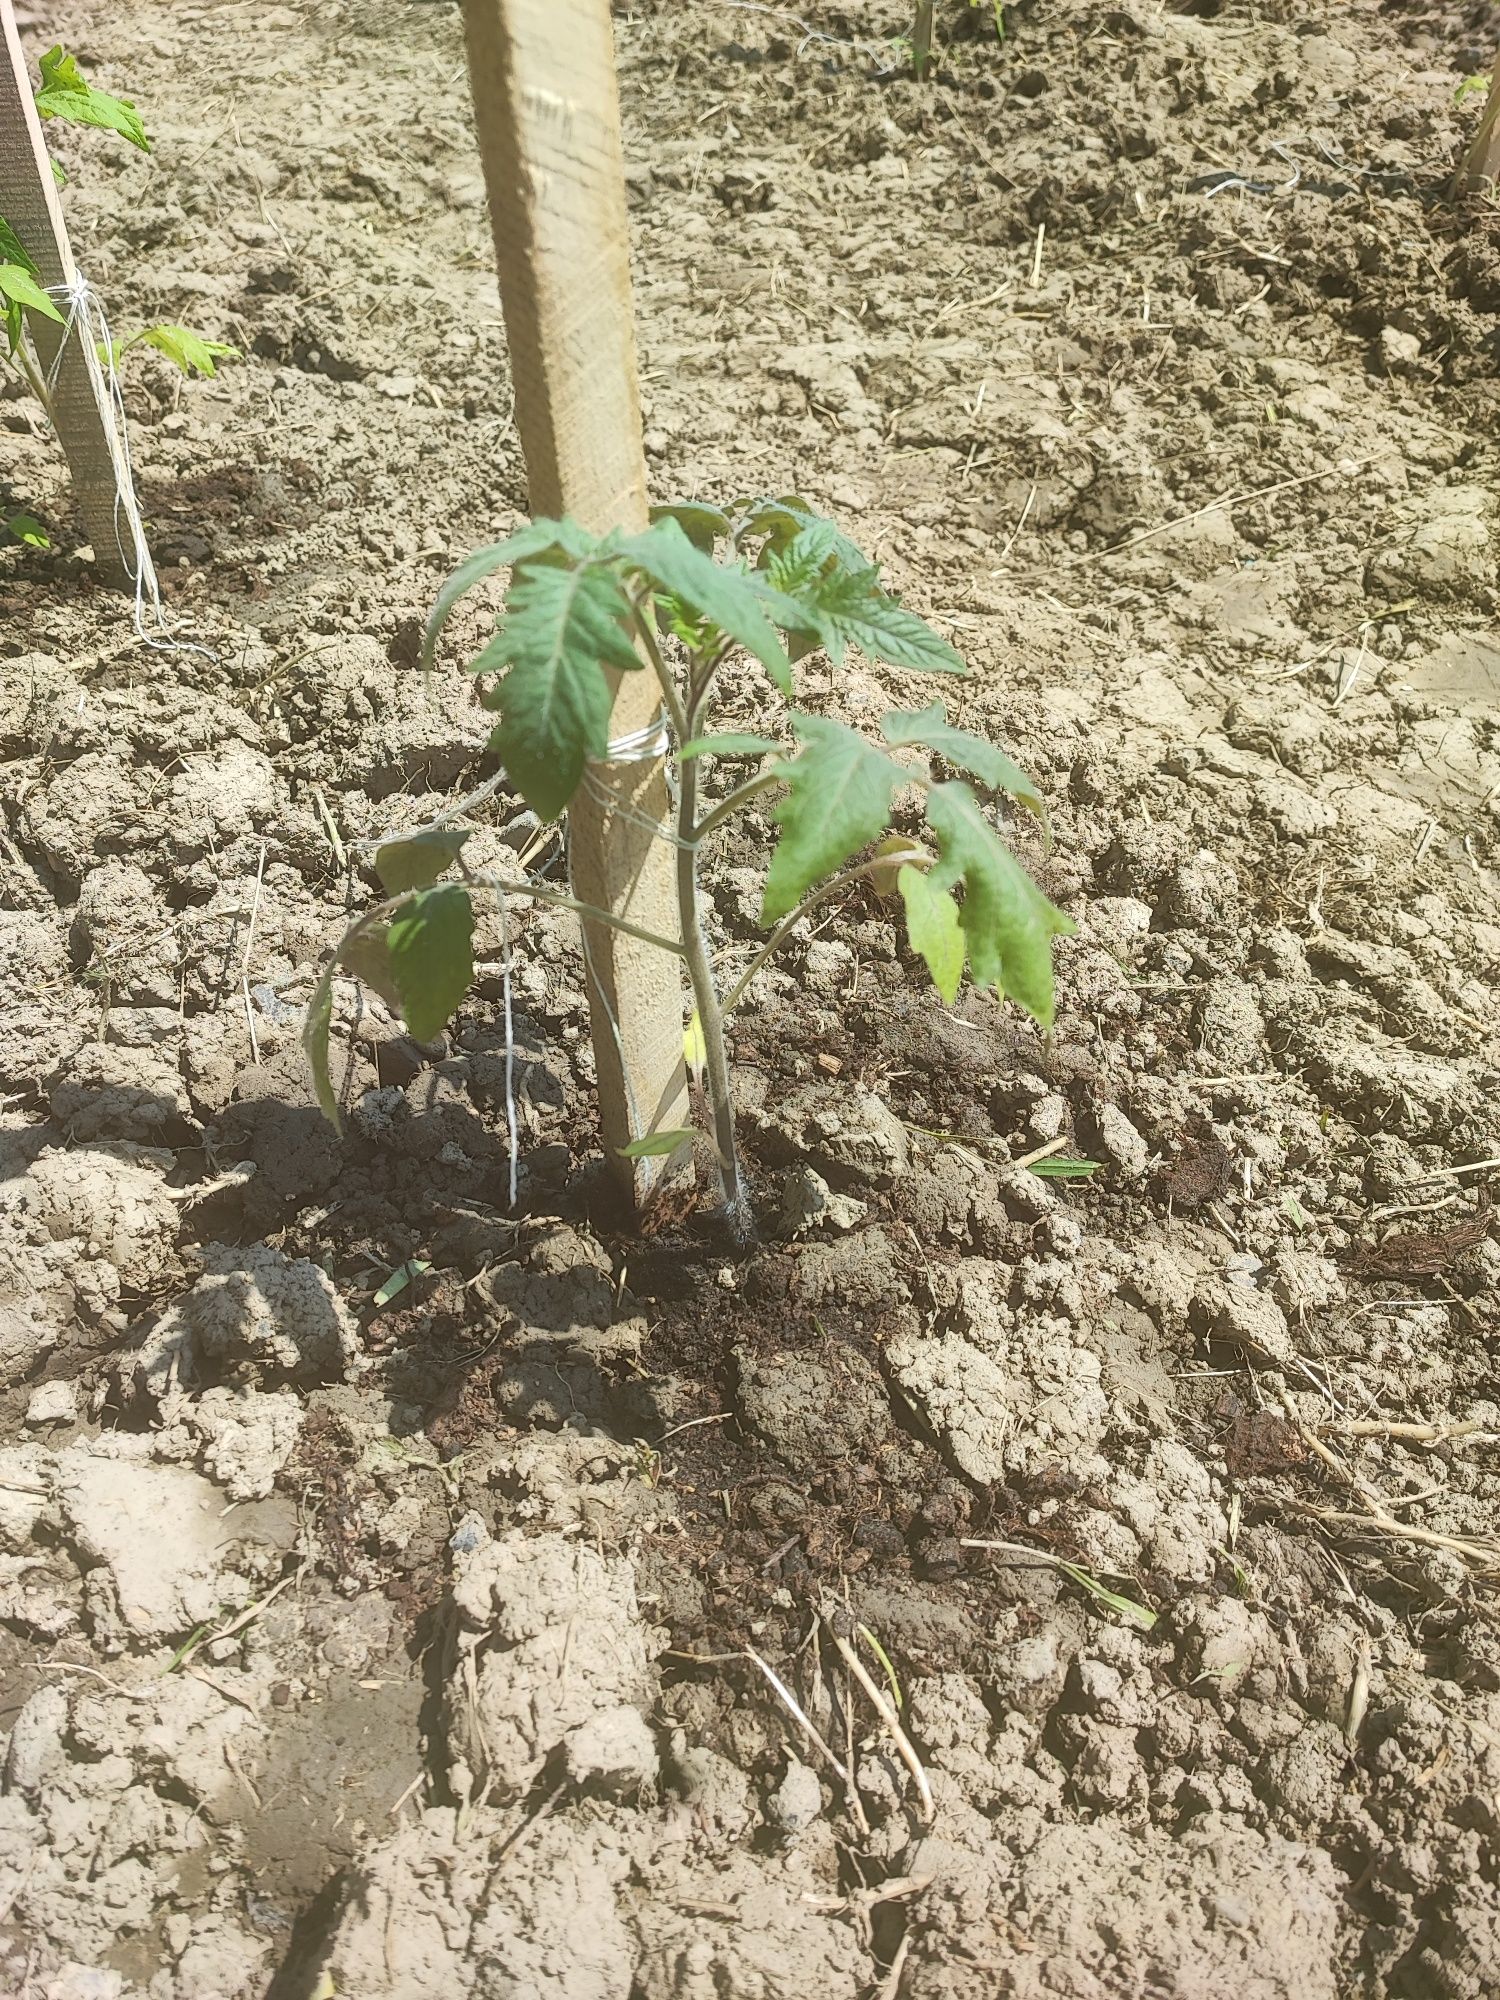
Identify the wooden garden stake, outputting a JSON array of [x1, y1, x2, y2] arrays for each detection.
[[460, 0, 689, 1204], [0, 0, 130, 585], [1460, 47, 1500, 192]]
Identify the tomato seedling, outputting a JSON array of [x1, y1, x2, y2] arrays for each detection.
[[1, 46, 235, 411], [306, 499, 1072, 1237]]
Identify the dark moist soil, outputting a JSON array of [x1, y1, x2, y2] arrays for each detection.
[[2, 2, 1500, 1997]]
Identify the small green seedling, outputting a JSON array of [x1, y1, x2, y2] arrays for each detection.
[[306, 498, 1073, 1237], [1, 46, 237, 412]]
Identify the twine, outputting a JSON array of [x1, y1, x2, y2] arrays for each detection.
[[43, 271, 210, 656]]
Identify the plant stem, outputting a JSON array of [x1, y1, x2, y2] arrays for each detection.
[[465, 869, 687, 958], [912, 0, 935, 79], [674, 725, 749, 1234], [1, 340, 53, 414], [631, 604, 690, 744], [692, 770, 782, 845], [720, 846, 927, 1015]]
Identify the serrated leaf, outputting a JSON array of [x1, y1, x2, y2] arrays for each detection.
[[813, 567, 965, 674], [137, 323, 238, 377], [650, 501, 732, 551], [898, 864, 964, 1003], [35, 46, 150, 151], [761, 715, 908, 923], [387, 885, 473, 1043], [882, 702, 1043, 817], [1028, 1156, 1100, 1180], [338, 926, 404, 1011], [738, 495, 870, 577], [0, 264, 63, 322], [764, 521, 839, 603], [619, 1128, 697, 1160], [924, 781, 1073, 1027], [678, 732, 780, 760], [304, 971, 340, 1129], [482, 559, 643, 819], [422, 518, 601, 671], [374, 827, 471, 895], [372, 1258, 431, 1308], [619, 517, 795, 696]]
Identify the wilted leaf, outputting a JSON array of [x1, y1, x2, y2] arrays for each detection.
[[387, 885, 473, 1043], [374, 827, 471, 895]]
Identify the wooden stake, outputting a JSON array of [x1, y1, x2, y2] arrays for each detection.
[[460, 0, 688, 1205], [1460, 47, 1500, 193], [0, 0, 130, 586]]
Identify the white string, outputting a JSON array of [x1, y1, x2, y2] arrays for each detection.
[[42, 271, 211, 657], [495, 879, 520, 1212], [600, 710, 671, 764]]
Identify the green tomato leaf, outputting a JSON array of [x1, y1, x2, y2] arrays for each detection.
[[619, 517, 795, 696], [0, 264, 63, 323], [374, 826, 471, 895], [882, 702, 1044, 817], [924, 781, 1073, 1027], [761, 714, 909, 922], [338, 926, 404, 1012], [618, 1128, 697, 1160], [136, 323, 238, 377], [35, 46, 150, 151], [422, 518, 602, 671], [0, 218, 36, 271], [763, 520, 839, 605], [387, 885, 473, 1043], [898, 864, 965, 1003], [649, 501, 732, 551], [678, 732, 780, 760], [3, 511, 49, 548], [481, 558, 642, 820], [738, 495, 871, 578], [303, 969, 340, 1129], [811, 566, 965, 674]]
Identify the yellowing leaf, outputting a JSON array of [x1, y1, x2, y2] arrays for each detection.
[[898, 864, 964, 1003], [683, 1012, 707, 1071]]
